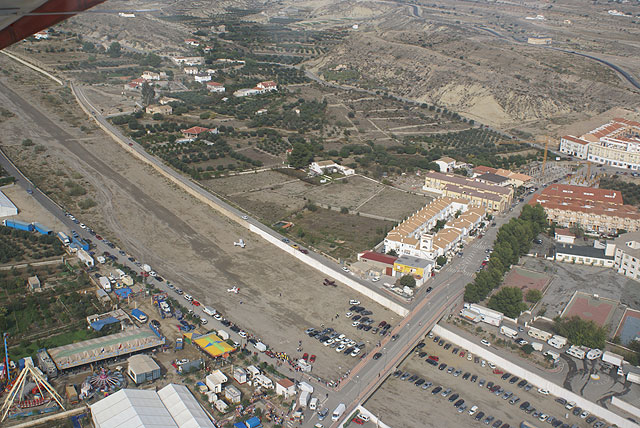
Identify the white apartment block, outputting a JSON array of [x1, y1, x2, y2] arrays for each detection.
[[559, 118, 640, 170], [613, 232, 640, 282]]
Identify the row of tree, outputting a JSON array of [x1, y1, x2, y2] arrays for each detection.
[[464, 204, 548, 318]]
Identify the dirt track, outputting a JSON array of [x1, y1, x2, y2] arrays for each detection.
[[0, 56, 396, 380]]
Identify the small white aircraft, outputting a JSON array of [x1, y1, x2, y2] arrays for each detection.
[[227, 286, 240, 294], [234, 238, 246, 248]]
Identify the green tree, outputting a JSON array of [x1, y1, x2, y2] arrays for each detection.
[[287, 143, 313, 168], [553, 316, 607, 349], [141, 82, 155, 106], [107, 41, 122, 57], [399, 275, 416, 288], [436, 255, 447, 267], [488, 287, 527, 318], [525, 289, 543, 303], [522, 344, 534, 354], [386, 249, 398, 256]]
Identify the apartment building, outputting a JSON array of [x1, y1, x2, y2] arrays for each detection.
[[613, 232, 640, 281], [529, 184, 640, 233], [383, 197, 485, 261], [559, 118, 640, 169], [423, 171, 513, 213]]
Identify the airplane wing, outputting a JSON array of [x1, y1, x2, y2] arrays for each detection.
[[0, 0, 107, 50]]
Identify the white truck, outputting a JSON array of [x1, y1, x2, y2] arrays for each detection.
[[602, 351, 624, 367], [500, 325, 518, 339], [332, 403, 346, 421], [627, 371, 640, 385], [99, 276, 111, 292], [309, 397, 318, 411], [203, 306, 216, 316], [142, 264, 152, 273], [254, 342, 267, 352], [217, 329, 229, 340], [299, 390, 310, 408]]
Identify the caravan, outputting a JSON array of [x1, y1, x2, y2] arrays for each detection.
[[566, 345, 585, 360], [527, 327, 552, 341]]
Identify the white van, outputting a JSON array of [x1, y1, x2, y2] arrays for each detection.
[[309, 397, 318, 411], [469, 405, 478, 416], [332, 403, 346, 421], [203, 306, 216, 316]]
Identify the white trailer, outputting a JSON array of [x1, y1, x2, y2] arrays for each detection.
[[528, 327, 552, 341], [246, 365, 260, 379], [566, 345, 585, 360], [500, 325, 518, 339], [217, 329, 229, 340], [531, 342, 543, 352], [547, 335, 567, 349], [99, 276, 111, 292], [469, 304, 503, 327], [460, 308, 482, 323], [254, 374, 273, 389], [544, 350, 560, 361], [627, 372, 640, 385], [298, 381, 314, 393], [602, 351, 624, 367], [77, 249, 94, 267], [299, 390, 309, 408]]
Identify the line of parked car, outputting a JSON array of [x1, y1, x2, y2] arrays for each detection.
[[305, 327, 366, 358], [345, 301, 392, 336]]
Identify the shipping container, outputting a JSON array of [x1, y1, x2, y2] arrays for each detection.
[[57, 231, 70, 245], [3, 219, 34, 232], [33, 222, 52, 235]]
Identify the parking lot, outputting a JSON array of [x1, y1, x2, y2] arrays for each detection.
[[365, 335, 610, 428]]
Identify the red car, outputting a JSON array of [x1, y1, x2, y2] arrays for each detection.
[[378, 321, 387, 328], [428, 355, 439, 362], [140, 271, 149, 277], [459, 351, 465, 358], [493, 368, 504, 375], [95, 235, 103, 240], [302, 353, 309, 361], [353, 418, 364, 425], [192, 300, 200, 306], [310, 355, 316, 363]]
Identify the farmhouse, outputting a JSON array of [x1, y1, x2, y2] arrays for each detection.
[[206, 82, 226, 93], [146, 104, 173, 115], [309, 160, 355, 176], [181, 126, 218, 138]]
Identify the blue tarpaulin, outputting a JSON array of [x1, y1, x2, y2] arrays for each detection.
[[90, 317, 119, 331], [114, 288, 132, 299]]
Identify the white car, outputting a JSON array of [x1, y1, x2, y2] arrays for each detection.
[[241, 215, 248, 220], [200, 317, 208, 325], [488, 362, 496, 369], [342, 266, 350, 272], [352, 321, 360, 327], [467, 353, 473, 361], [213, 313, 222, 320], [371, 277, 380, 282], [79, 223, 86, 229], [349, 299, 360, 305], [537, 388, 550, 395], [239, 331, 247, 338], [324, 339, 334, 346], [336, 344, 346, 352], [184, 294, 193, 301], [481, 339, 491, 347], [345, 312, 353, 318], [176, 359, 190, 365], [359, 415, 370, 422], [149, 271, 157, 277], [350, 348, 361, 357]]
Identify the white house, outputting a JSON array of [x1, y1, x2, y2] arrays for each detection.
[[234, 88, 261, 97], [206, 82, 226, 93], [434, 156, 456, 173], [309, 160, 355, 176], [141, 71, 161, 81], [184, 39, 200, 46], [275, 378, 296, 398], [194, 74, 212, 83], [554, 228, 576, 244], [184, 66, 199, 75], [205, 370, 227, 393], [257, 81, 277, 92], [34, 31, 49, 40]]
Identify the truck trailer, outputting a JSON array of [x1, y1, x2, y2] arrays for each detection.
[[3, 219, 34, 232], [299, 390, 309, 408], [33, 222, 52, 235], [57, 231, 70, 245], [500, 325, 518, 339]]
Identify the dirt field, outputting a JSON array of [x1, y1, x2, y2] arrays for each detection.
[[1, 184, 66, 232], [0, 56, 397, 381]]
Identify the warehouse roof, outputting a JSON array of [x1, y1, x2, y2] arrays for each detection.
[[49, 328, 164, 370], [555, 244, 614, 260], [91, 384, 214, 428], [0, 190, 17, 211], [128, 354, 160, 374]]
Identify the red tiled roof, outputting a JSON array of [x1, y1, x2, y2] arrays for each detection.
[[473, 165, 497, 175], [360, 251, 397, 265], [181, 126, 210, 135], [538, 184, 623, 204], [277, 378, 294, 388], [555, 228, 575, 236], [562, 135, 589, 146], [206, 81, 223, 86]]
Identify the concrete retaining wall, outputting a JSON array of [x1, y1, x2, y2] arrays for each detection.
[[432, 324, 636, 428], [612, 396, 640, 419], [249, 224, 409, 316]]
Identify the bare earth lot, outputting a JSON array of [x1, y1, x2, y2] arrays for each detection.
[[0, 58, 397, 380]]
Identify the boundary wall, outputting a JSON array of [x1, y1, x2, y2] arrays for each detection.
[[432, 324, 637, 428], [612, 396, 640, 419]]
